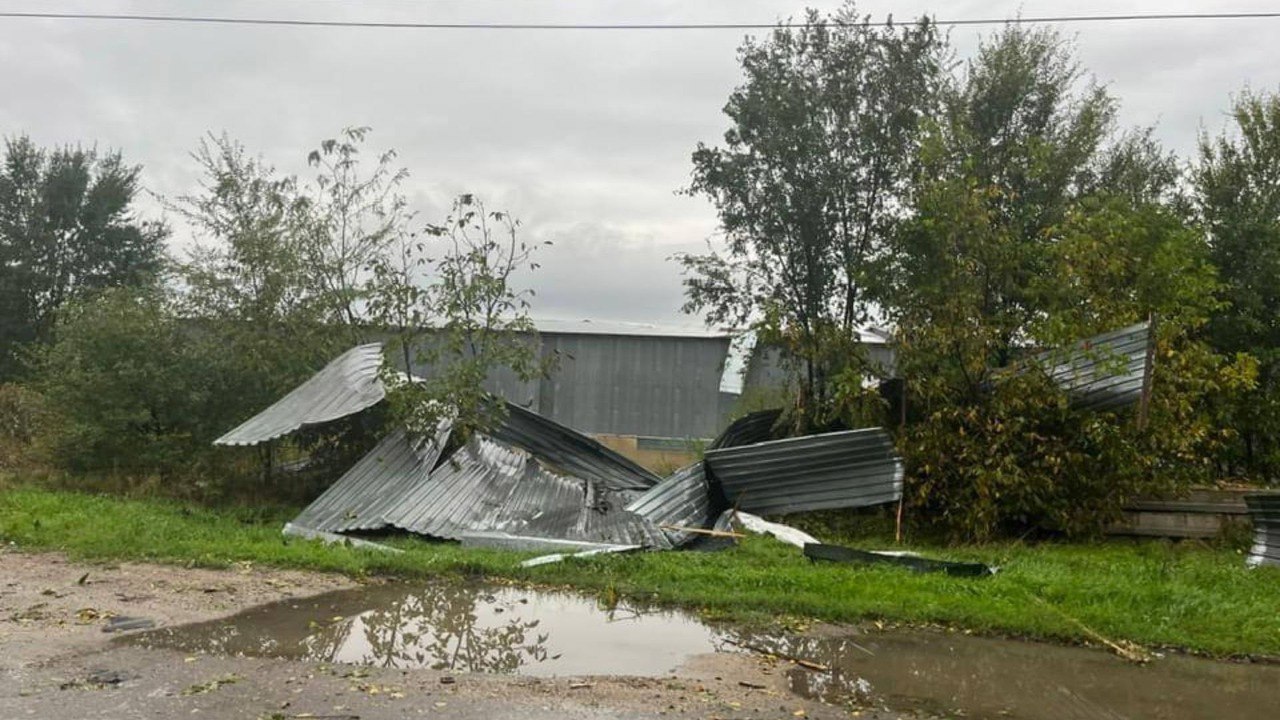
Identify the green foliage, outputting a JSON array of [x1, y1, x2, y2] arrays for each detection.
[[3, 483, 1278, 658], [0, 383, 47, 467], [377, 194, 549, 440], [680, 2, 946, 432], [1197, 89, 1280, 481], [884, 26, 1240, 539], [0, 135, 167, 379], [28, 287, 217, 476]]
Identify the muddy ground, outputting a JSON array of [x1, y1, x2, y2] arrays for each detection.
[[0, 549, 921, 719]]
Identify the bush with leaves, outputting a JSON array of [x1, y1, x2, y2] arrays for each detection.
[[29, 287, 217, 477]]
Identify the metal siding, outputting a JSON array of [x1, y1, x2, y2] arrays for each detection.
[[704, 428, 904, 515], [1035, 322, 1152, 410], [538, 333, 729, 438], [290, 426, 448, 533], [624, 461, 717, 546], [490, 402, 660, 491], [214, 344, 386, 446], [1245, 493, 1280, 568], [377, 434, 666, 547]]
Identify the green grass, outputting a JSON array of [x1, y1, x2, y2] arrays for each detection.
[[2, 484, 1278, 658]]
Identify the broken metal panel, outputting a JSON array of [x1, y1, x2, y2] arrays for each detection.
[[1245, 493, 1280, 568], [289, 423, 451, 534], [704, 428, 903, 516], [1036, 321, 1152, 411], [804, 543, 995, 577], [625, 461, 718, 545], [709, 409, 783, 450], [379, 434, 666, 547], [459, 532, 639, 554], [282, 523, 403, 554], [215, 344, 387, 446], [492, 402, 660, 491]]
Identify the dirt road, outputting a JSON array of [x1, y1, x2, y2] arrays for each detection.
[[0, 550, 915, 719]]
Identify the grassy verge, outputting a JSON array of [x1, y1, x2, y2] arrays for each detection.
[[2, 484, 1277, 658]]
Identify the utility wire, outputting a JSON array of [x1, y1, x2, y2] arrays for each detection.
[[0, 10, 1279, 31]]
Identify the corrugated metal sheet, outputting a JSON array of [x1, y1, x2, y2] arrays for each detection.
[[625, 461, 719, 545], [704, 428, 903, 515], [215, 344, 386, 446], [491, 402, 660, 491], [1036, 321, 1151, 411], [290, 423, 450, 533], [709, 409, 784, 450], [379, 434, 668, 547], [1245, 493, 1280, 568], [534, 332, 731, 439]]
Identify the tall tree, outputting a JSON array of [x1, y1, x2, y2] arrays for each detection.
[[680, 2, 946, 432], [886, 25, 1238, 538], [0, 136, 166, 378], [1197, 88, 1280, 478]]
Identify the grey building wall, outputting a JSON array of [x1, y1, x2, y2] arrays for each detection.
[[537, 333, 729, 439], [387, 329, 731, 439], [741, 342, 896, 394]]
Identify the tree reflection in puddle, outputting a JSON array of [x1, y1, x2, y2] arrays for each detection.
[[305, 584, 550, 673], [125, 582, 719, 677]]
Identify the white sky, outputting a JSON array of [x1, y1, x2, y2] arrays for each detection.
[[2, 0, 1277, 326]]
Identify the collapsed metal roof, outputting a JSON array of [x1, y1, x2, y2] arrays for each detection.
[[221, 344, 906, 551], [214, 343, 387, 446], [625, 461, 718, 546], [380, 434, 666, 546], [704, 428, 904, 516], [1035, 321, 1152, 411], [490, 403, 659, 491], [290, 424, 450, 534]]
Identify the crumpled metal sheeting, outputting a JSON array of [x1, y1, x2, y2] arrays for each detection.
[[705, 428, 903, 516], [215, 343, 387, 445], [708, 409, 783, 450], [1244, 493, 1280, 568], [289, 423, 450, 534], [625, 461, 718, 546], [1035, 321, 1151, 411], [380, 434, 668, 547], [491, 402, 660, 491]]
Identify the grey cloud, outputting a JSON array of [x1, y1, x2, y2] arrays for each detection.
[[1, 0, 1277, 324]]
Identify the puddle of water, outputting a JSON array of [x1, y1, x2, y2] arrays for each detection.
[[125, 583, 718, 677], [728, 628, 1280, 720], [124, 582, 1280, 719]]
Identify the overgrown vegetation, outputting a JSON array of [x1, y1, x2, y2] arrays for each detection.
[[2, 483, 1276, 658], [3, 3, 1280, 543], [685, 4, 1280, 539]]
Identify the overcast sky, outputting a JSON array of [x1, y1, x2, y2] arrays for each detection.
[[2, 0, 1278, 327]]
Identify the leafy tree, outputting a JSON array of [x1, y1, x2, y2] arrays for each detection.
[[376, 195, 548, 440], [301, 126, 411, 334], [0, 136, 166, 378], [679, 2, 947, 432], [168, 133, 341, 424], [886, 26, 1238, 539], [1197, 88, 1280, 480]]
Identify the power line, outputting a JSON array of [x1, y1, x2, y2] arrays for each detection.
[[0, 10, 1279, 31]]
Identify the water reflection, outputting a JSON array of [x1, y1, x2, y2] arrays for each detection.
[[307, 584, 550, 672], [725, 627, 1280, 720], [126, 582, 718, 677], [126, 583, 1280, 719]]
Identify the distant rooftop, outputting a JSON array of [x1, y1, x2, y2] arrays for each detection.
[[531, 318, 731, 339]]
